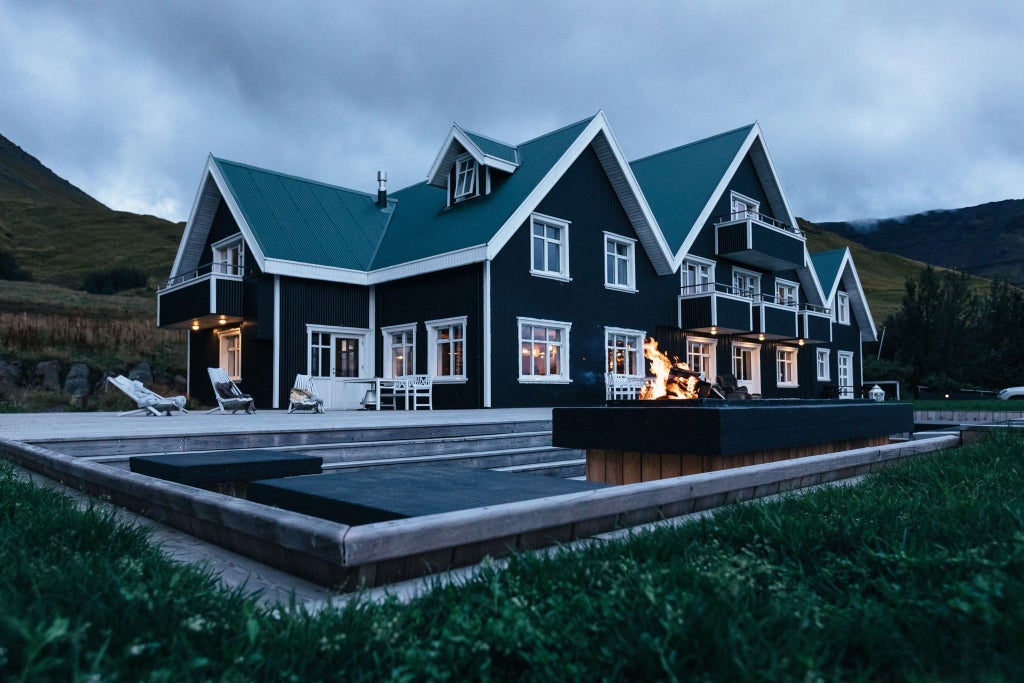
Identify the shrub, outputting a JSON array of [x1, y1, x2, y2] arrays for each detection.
[[0, 250, 32, 281], [81, 267, 149, 295]]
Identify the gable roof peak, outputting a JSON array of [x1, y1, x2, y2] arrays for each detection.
[[630, 122, 757, 166]]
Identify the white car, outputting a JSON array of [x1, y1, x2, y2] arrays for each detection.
[[998, 387, 1024, 400]]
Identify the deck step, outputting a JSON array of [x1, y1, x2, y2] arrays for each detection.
[[489, 458, 586, 478], [321, 446, 583, 472]]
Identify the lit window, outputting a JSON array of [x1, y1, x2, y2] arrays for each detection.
[[816, 348, 830, 381], [836, 292, 850, 325], [777, 346, 798, 387], [219, 328, 242, 381], [212, 236, 243, 276], [686, 337, 717, 380], [605, 328, 644, 377], [530, 214, 570, 280], [518, 317, 571, 382], [776, 279, 799, 307], [427, 317, 467, 381], [453, 155, 478, 200], [307, 327, 367, 379], [382, 325, 416, 378], [682, 258, 715, 294], [604, 233, 636, 291]]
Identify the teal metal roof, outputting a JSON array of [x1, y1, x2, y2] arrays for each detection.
[[464, 130, 518, 165], [213, 158, 392, 271], [371, 116, 594, 269], [810, 249, 847, 293], [630, 124, 754, 253]]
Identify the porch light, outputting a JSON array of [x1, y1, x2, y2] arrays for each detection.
[[758, 333, 765, 342], [191, 320, 199, 331], [710, 326, 718, 336], [798, 338, 805, 346], [218, 315, 227, 325]]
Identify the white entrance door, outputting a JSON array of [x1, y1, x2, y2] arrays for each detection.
[[307, 327, 372, 410], [732, 343, 761, 395], [837, 351, 854, 399]]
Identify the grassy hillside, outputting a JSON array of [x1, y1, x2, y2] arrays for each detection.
[[800, 218, 994, 326], [0, 133, 184, 289]]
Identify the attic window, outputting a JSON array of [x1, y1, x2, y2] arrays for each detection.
[[453, 154, 478, 201]]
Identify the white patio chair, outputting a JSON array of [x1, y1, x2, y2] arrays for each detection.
[[408, 374, 433, 410], [107, 375, 188, 416], [605, 373, 647, 401], [207, 367, 256, 414], [377, 377, 409, 410], [288, 374, 325, 413]]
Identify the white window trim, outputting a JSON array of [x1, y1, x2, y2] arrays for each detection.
[[305, 325, 371, 378], [681, 255, 716, 295], [452, 153, 478, 201], [731, 341, 762, 395], [686, 335, 718, 381], [211, 234, 244, 277], [775, 277, 799, 308], [517, 316, 572, 384], [603, 232, 637, 293], [426, 315, 468, 383], [837, 350, 855, 399], [730, 191, 761, 219], [835, 292, 851, 325], [732, 266, 761, 298], [529, 213, 571, 282], [381, 323, 417, 378], [816, 348, 831, 381], [776, 345, 799, 388], [216, 327, 242, 381], [604, 326, 646, 378]]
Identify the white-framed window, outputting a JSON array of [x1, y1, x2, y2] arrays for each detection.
[[453, 154, 478, 200], [604, 232, 636, 292], [816, 348, 831, 381], [518, 317, 571, 383], [775, 278, 799, 307], [733, 267, 761, 298], [682, 256, 715, 295], [530, 213, 570, 281], [605, 327, 645, 378], [835, 292, 851, 325], [776, 346, 798, 387], [307, 326, 367, 378], [218, 328, 242, 381], [381, 324, 416, 378], [686, 336, 717, 380], [212, 235, 243, 276], [731, 341, 761, 395], [837, 350, 854, 399], [427, 316, 467, 382], [730, 191, 760, 221]]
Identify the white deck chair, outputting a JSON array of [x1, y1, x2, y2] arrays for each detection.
[[408, 374, 433, 410], [377, 377, 408, 410], [288, 374, 325, 413], [108, 375, 188, 416], [207, 367, 256, 414]]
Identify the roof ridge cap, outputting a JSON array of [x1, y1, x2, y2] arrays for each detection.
[[212, 157, 376, 198], [516, 114, 597, 147], [629, 123, 756, 165]]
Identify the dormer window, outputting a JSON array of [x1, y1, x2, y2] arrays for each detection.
[[452, 154, 478, 201]]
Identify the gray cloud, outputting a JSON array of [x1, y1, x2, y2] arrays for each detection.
[[1, 0, 1021, 224]]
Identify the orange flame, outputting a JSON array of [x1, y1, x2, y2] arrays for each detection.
[[638, 338, 704, 400]]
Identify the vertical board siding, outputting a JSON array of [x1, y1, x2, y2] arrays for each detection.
[[375, 264, 484, 409]]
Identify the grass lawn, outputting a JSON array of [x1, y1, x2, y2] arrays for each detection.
[[911, 399, 1020, 412], [3, 432, 1024, 680]]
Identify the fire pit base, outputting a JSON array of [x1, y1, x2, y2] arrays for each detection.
[[586, 435, 890, 485]]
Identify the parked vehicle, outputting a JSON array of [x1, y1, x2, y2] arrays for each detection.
[[997, 387, 1024, 400]]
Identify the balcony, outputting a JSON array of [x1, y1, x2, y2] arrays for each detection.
[[799, 304, 833, 344], [157, 262, 244, 329], [715, 210, 805, 271], [678, 283, 752, 335], [751, 293, 799, 340]]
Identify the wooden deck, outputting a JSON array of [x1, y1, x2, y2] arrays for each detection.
[[0, 408, 556, 443]]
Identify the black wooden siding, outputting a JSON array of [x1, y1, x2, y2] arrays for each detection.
[[375, 265, 483, 409], [489, 144, 678, 407]]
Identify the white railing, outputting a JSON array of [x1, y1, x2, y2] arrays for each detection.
[[715, 210, 802, 236], [159, 261, 242, 291]]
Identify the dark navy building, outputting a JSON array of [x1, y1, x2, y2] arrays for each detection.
[[157, 113, 876, 409]]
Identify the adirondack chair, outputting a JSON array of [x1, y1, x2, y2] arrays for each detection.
[[207, 367, 256, 414], [107, 375, 188, 416], [288, 374, 325, 413]]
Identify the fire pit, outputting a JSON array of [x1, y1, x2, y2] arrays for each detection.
[[553, 399, 914, 485]]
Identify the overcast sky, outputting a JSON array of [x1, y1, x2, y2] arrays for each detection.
[[1, 1, 1021, 225]]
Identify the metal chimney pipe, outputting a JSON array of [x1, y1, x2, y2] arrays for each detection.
[[377, 170, 387, 207]]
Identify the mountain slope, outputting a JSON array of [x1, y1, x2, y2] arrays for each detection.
[[0, 133, 184, 290], [816, 199, 1024, 288]]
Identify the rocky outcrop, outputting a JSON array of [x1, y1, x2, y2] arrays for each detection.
[[129, 362, 153, 385], [63, 363, 91, 396], [33, 360, 61, 391], [0, 360, 23, 386]]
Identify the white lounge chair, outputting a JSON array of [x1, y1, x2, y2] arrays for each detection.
[[207, 367, 256, 414], [108, 375, 188, 416], [288, 374, 325, 413]]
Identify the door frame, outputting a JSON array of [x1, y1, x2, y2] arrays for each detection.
[[305, 325, 373, 410]]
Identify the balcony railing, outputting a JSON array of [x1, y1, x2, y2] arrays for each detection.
[[715, 209, 802, 236], [680, 282, 749, 298], [159, 261, 243, 291]]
